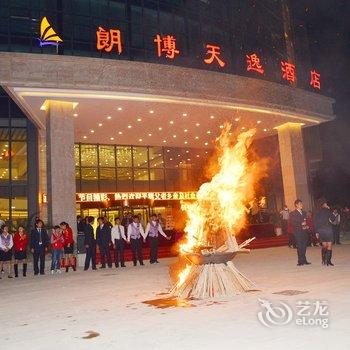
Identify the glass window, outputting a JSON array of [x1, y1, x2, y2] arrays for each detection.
[[133, 146, 148, 167], [0, 141, 9, 181], [134, 168, 149, 191], [0, 186, 10, 224], [117, 167, 132, 191], [11, 186, 28, 228], [74, 144, 80, 166], [81, 144, 97, 167], [149, 147, 164, 168], [81, 167, 98, 192], [99, 167, 116, 192], [11, 141, 27, 181], [116, 146, 132, 167], [150, 168, 164, 191], [99, 145, 115, 167], [165, 168, 180, 191]]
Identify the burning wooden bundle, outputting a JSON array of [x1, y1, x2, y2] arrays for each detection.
[[170, 123, 267, 299]]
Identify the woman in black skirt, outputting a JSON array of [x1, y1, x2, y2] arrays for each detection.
[[0, 225, 14, 278], [13, 225, 28, 277], [314, 198, 336, 266]]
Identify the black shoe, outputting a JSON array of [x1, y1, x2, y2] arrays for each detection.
[[155, 260, 159, 263], [305, 262, 311, 265], [8, 275, 13, 278], [297, 263, 304, 266], [100, 266, 106, 269], [65, 267, 69, 273], [115, 264, 119, 268], [84, 268, 88, 271], [34, 273, 39, 276], [23, 263, 27, 277], [40, 272, 45, 275], [92, 267, 97, 270], [14, 264, 18, 278], [121, 264, 126, 268], [140, 262, 144, 266], [133, 262, 137, 266], [150, 261, 155, 264]]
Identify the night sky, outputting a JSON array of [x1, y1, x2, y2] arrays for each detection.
[[291, 0, 350, 205]]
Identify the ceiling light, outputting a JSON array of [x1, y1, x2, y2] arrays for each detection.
[[196, 123, 200, 127], [163, 140, 167, 143], [210, 115, 215, 119], [235, 118, 239, 122], [107, 116, 112, 120], [149, 110, 154, 114], [173, 135, 177, 138], [138, 138, 143, 142], [128, 125, 132, 129], [73, 113, 78, 117], [170, 121, 174, 124], [241, 127, 245, 130], [184, 129, 188, 132], [257, 120, 262, 124], [195, 136, 199, 140], [196, 154, 200, 158], [83, 136, 87, 139], [90, 130, 95, 133], [110, 137, 114, 140], [186, 150, 189, 153], [158, 127, 163, 131], [118, 131, 123, 135], [170, 158, 173, 161], [204, 142, 208, 146], [219, 125, 224, 129], [263, 128, 268, 132], [182, 113, 187, 117], [184, 141, 188, 144], [166, 149, 170, 153], [98, 123, 103, 127], [137, 118, 142, 122], [117, 107, 122, 111], [148, 133, 152, 136], [207, 131, 211, 134]]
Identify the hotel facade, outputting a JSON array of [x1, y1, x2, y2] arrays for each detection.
[[0, 0, 334, 237]]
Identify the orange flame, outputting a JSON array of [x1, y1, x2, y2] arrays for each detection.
[[179, 123, 266, 254]]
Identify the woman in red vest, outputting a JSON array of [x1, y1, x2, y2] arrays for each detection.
[[60, 222, 76, 272], [13, 225, 28, 277], [50, 225, 65, 274]]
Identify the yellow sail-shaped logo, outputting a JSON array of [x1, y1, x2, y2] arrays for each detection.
[[38, 17, 63, 47]]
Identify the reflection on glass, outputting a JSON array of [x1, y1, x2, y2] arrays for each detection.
[[99, 145, 115, 167], [81, 168, 98, 192], [149, 147, 164, 168], [0, 141, 9, 181], [116, 146, 132, 167], [75, 167, 80, 179], [74, 144, 80, 166], [0, 187, 10, 224], [150, 168, 164, 191], [11, 186, 28, 227], [134, 168, 149, 191], [11, 141, 27, 181], [133, 147, 148, 168], [117, 167, 132, 191], [81, 144, 97, 167], [165, 168, 180, 191], [99, 167, 116, 192]]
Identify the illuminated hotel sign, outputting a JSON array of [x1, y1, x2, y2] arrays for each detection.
[[36, 18, 321, 90], [76, 191, 197, 202], [37, 17, 63, 47]]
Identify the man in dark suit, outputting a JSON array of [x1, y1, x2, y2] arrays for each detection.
[[289, 199, 311, 266], [30, 219, 49, 275], [96, 217, 112, 268], [84, 216, 97, 271]]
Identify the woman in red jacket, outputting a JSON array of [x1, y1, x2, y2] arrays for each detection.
[[13, 225, 28, 277], [60, 222, 76, 272], [51, 225, 65, 274]]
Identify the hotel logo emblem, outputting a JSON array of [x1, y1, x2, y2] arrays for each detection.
[[38, 17, 63, 47]]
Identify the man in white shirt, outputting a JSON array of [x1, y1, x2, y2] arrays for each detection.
[[111, 217, 127, 268], [127, 215, 146, 266], [145, 214, 171, 264]]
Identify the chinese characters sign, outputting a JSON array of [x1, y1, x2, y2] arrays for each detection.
[[76, 191, 197, 202], [37, 17, 322, 91]]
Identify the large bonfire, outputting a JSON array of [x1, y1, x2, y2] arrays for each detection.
[[170, 123, 267, 299]]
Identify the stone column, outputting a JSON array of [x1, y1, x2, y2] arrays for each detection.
[[46, 101, 76, 238], [276, 122, 312, 210]]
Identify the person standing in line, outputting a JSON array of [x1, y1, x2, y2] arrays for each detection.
[[111, 217, 127, 268], [330, 208, 341, 245], [13, 225, 28, 277], [96, 217, 112, 268], [127, 215, 145, 266], [157, 213, 166, 230], [0, 225, 13, 278], [122, 212, 133, 232], [50, 225, 64, 274], [145, 214, 171, 264], [30, 219, 49, 275], [77, 215, 85, 235], [0, 214, 5, 228], [289, 199, 311, 266], [315, 198, 336, 266], [84, 216, 97, 271], [60, 222, 76, 272]]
